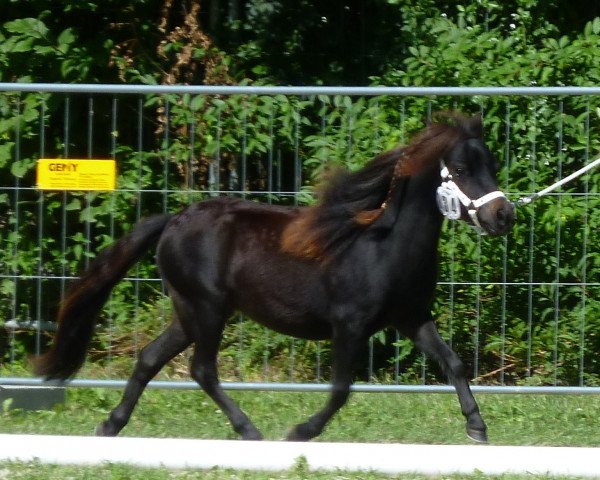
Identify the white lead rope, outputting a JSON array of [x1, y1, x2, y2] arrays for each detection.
[[516, 155, 600, 206]]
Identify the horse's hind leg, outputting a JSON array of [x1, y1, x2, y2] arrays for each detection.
[[190, 342, 262, 440], [401, 317, 488, 443], [287, 327, 363, 441], [178, 297, 263, 440], [96, 319, 190, 436]]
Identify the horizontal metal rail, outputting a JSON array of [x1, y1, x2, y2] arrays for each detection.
[[3, 185, 599, 198], [2, 377, 600, 395], [2, 83, 600, 96]]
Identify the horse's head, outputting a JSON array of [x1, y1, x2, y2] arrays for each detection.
[[436, 121, 515, 236]]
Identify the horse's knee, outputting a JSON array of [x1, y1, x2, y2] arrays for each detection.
[[134, 347, 162, 379]]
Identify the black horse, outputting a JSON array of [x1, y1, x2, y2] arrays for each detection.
[[35, 113, 514, 443]]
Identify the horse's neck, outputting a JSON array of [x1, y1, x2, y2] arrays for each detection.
[[397, 165, 441, 233], [365, 167, 443, 299], [387, 167, 444, 259]]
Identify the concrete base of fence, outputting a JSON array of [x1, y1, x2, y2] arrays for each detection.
[[0, 386, 65, 411], [1, 434, 600, 476]]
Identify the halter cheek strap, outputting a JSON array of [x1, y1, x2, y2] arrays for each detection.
[[436, 162, 507, 233]]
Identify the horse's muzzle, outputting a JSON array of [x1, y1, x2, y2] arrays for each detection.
[[477, 197, 516, 236]]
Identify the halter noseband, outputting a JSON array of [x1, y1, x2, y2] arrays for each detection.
[[436, 161, 507, 233]]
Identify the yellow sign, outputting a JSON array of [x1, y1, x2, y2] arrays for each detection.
[[37, 159, 116, 191]]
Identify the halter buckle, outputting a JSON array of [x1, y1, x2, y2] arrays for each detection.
[[436, 184, 462, 220]]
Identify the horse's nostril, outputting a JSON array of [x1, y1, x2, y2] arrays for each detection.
[[496, 204, 515, 229], [497, 208, 506, 222]]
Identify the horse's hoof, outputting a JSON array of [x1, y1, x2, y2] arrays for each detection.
[[286, 424, 313, 442], [95, 421, 118, 437], [241, 429, 263, 441], [466, 427, 488, 444]]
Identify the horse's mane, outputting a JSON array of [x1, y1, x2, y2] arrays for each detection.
[[281, 112, 483, 261]]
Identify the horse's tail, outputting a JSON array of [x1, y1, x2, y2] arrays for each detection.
[[33, 214, 173, 380]]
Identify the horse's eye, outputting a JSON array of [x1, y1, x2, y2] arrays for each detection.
[[455, 167, 465, 177]]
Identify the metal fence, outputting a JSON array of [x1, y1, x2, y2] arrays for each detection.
[[1, 84, 599, 393]]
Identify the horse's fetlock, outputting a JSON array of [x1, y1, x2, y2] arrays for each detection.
[[463, 405, 482, 420]]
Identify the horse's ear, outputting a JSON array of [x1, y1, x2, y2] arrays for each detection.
[[465, 113, 483, 138]]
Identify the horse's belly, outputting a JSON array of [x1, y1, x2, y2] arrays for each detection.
[[236, 297, 332, 340], [229, 248, 331, 340]]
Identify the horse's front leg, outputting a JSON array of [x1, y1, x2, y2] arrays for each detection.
[[401, 317, 488, 443], [287, 326, 364, 441]]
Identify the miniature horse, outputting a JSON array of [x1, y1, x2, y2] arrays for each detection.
[[35, 113, 515, 443]]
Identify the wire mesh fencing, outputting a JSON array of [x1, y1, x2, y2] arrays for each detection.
[[0, 84, 599, 392]]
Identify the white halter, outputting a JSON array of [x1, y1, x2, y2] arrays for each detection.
[[436, 161, 507, 233]]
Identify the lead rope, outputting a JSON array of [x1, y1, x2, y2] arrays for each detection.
[[515, 156, 600, 206]]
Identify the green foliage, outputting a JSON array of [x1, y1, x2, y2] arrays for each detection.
[[379, 3, 600, 88], [1, 16, 88, 82]]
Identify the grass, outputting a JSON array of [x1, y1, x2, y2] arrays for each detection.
[[0, 461, 580, 480], [2, 387, 600, 479]]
